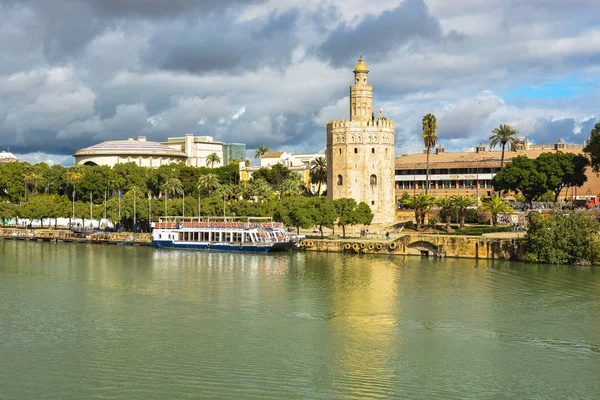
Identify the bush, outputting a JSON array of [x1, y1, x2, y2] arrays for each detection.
[[476, 210, 492, 224], [524, 213, 600, 264], [448, 226, 512, 236]]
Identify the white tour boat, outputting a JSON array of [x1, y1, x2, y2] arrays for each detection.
[[151, 217, 296, 253]]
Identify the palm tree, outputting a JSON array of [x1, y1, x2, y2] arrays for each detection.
[[162, 178, 183, 216], [219, 183, 237, 201], [197, 173, 221, 196], [254, 146, 269, 159], [309, 156, 327, 195], [451, 195, 477, 229], [280, 175, 303, 198], [435, 197, 454, 232], [402, 194, 435, 231], [422, 113, 438, 195], [236, 181, 252, 200], [65, 166, 85, 225], [489, 124, 519, 170], [23, 171, 44, 196], [481, 196, 514, 226], [250, 177, 273, 202], [206, 153, 221, 168]]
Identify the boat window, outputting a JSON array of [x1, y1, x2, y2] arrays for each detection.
[[159, 234, 162, 239]]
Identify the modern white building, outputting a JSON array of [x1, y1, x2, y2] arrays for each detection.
[[73, 137, 187, 167], [74, 134, 247, 168]]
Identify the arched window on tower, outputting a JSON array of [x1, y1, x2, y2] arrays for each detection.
[[371, 148, 375, 153], [370, 174, 377, 186], [354, 148, 358, 154], [337, 175, 343, 185]]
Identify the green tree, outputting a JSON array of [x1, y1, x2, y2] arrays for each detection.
[[254, 146, 270, 159], [197, 173, 221, 196], [0, 162, 29, 202], [23, 166, 45, 196], [422, 113, 437, 195], [309, 196, 338, 237], [583, 122, 600, 172], [451, 195, 477, 229], [206, 152, 221, 168], [162, 178, 184, 216], [354, 201, 374, 226], [403, 194, 435, 230], [489, 124, 519, 170], [435, 197, 454, 232], [275, 196, 314, 234], [279, 173, 304, 199], [535, 152, 589, 202], [309, 156, 327, 195], [250, 177, 273, 202], [492, 156, 547, 206], [0, 202, 18, 225], [480, 196, 513, 226], [525, 213, 600, 265]]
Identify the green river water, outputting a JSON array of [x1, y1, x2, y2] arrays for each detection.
[[1, 240, 599, 399]]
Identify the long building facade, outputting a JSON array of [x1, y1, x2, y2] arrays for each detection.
[[395, 141, 600, 199], [326, 56, 396, 224]]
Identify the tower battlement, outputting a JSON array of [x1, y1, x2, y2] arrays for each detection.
[[326, 119, 395, 129]]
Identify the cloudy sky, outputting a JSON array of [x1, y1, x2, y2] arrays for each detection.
[[1, 0, 599, 165]]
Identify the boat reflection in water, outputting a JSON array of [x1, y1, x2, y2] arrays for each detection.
[[151, 216, 296, 253]]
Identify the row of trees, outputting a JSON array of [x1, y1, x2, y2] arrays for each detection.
[[402, 194, 513, 231], [0, 192, 373, 237], [492, 152, 588, 204], [0, 156, 332, 206]]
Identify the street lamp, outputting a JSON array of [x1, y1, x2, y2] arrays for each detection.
[[182, 189, 185, 218]]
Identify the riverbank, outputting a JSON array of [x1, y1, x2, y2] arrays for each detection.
[[0, 228, 151, 246], [1, 227, 524, 260], [297, 233, 524, 260]]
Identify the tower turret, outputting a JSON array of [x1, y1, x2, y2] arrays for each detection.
[[350, 55, 373, 122]]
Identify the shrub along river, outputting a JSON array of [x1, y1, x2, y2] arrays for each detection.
[[1, 240, 599, 399]]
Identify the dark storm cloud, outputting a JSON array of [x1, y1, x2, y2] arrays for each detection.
[[144, 10, 300, 73], [317, 0, 443, 66], [3, 0, 267, 62], [528, 117, 597, 145]]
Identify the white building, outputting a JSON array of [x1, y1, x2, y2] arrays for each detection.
[[73, 137, 187, 167], [0, 151, 18, 164], [162, 134, 224, 168], [74, 134, 247, 168], [243, 151, 327, 194]]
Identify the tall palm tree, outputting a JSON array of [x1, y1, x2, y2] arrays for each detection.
[[197, 173, 221, 196], [254, 146, 269, 159], [23, 171, 44, 195], [309, 156, 327, 195], [451, 195, 477, 229], [481, 196, 514, 226], [435, 197, 454, 232], [280, 175, 303, 198], [206, 153, 221, 168], [402, 194, 435, 231], [489, 124, 519, 170], [250, 177, 273, 202], [162, 178, 183, 216], [422, 113, 438, 195]]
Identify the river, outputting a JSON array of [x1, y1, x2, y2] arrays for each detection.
[[1, 240, 599, 399]]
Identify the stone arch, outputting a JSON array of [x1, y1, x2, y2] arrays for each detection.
[[407, 240, 439, 256]]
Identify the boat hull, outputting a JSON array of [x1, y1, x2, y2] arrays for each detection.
[[151, 240, 295, 253]]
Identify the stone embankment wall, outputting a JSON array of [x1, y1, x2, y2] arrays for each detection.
[[0, 228, 151, 244], [297, 233, 525, 260]]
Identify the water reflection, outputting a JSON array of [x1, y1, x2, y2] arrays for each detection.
[[1, 241, 599, 399]]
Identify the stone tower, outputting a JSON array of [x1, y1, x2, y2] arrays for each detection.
[[326, 56, 396, 224]]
